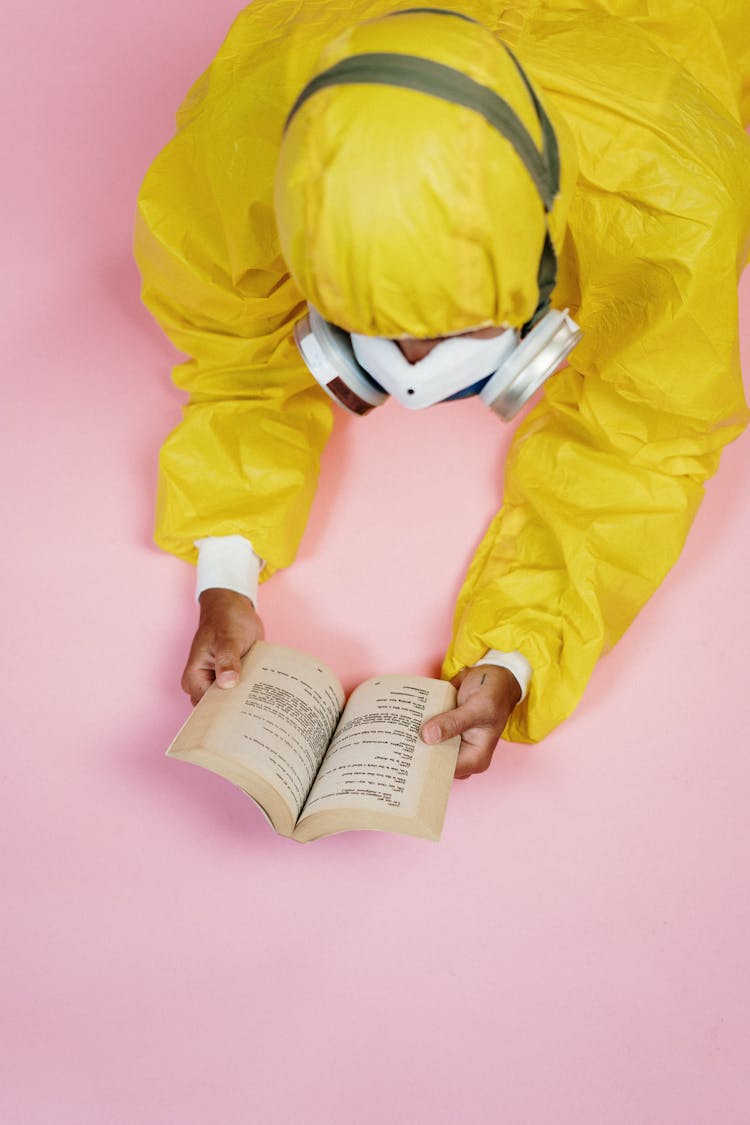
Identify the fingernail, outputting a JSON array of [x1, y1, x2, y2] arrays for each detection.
[[217, 672, 238, 688], [422, 723, 440, 744]]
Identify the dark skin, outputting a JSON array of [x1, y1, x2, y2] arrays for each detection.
[[183, 324, 522, 779], [187, 587, 520, 782]]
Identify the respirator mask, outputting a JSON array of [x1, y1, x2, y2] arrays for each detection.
[[285, 13, 582, 420], [294, 304, 580, 420]]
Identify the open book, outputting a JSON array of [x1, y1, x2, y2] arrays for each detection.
[[167, 641, 460, 843]]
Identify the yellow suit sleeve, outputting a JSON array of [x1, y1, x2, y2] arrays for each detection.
[[133, 30, 334, 577], [444, 25, 750, 741], [445, 336, 748, 743]]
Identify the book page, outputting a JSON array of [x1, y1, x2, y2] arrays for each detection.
[[297, 675, 456, 824], [168, 642, 345, 826], [233, 644, 345, 819]]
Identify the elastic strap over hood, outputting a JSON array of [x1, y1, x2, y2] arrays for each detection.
[[275, 9, 575, 338], [285, 51, 560, 211]]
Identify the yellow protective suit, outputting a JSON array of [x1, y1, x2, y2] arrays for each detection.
[[135, 0, 750, 742]]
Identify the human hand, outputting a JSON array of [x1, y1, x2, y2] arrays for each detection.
[[420, 665, 522, 779], [182, 588, 265, 705]]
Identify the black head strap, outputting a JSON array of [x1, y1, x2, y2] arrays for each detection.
[[284, 39, 561, 329], [286, 53, 556, 210], [386, 7, 478, 23]]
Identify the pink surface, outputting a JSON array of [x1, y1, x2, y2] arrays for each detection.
[[3, 3, 750, 1122]]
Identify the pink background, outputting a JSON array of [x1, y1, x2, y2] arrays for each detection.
[[3, 2, 750, 1122]]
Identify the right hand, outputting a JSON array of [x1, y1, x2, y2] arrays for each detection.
[[182, 588, 265, 706]]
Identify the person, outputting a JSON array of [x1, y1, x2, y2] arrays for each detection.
[[135, 1, 750, 778]]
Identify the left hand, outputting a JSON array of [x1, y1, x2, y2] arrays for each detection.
[[420, 665, 522, 779]]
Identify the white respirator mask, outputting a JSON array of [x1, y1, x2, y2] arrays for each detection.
[[350, 328, 519, 410], [293, 304, 581, 419]]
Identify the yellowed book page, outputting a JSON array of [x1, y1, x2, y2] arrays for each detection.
[[167, 641, 345, 826], [296, 676, 458, 832]]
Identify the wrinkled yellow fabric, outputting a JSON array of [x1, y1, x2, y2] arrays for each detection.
[[135, 0, 750, 742], [274, 11, 578, 337]]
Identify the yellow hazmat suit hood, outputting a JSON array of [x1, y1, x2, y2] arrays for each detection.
[[274, 9, 577, 338]]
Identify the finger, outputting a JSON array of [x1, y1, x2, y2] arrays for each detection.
[[181, 660, 214, 706], [454, 739, 496, 780], [181, 632, 242, 701], [420, 694, 491, 744]]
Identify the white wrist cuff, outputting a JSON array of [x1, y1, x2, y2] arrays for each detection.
[[195, 536, 263, 605], [473, 649, 533, 703]]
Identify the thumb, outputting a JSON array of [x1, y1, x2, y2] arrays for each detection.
[[214, 643, 242, 689], [420, 717, 447, 745], [421, 696, 485, 745]]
